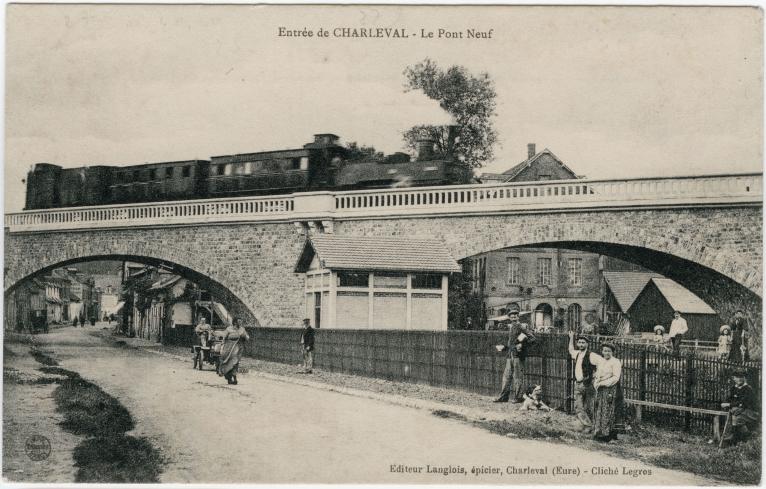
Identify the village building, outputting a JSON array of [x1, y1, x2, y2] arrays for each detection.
[[479, 143, 581, 183], [628, 277, 720, 340], [295, 236, 461, 330], [600, 271, 663, 330]]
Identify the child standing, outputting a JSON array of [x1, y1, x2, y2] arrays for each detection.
[[717, 325, 733, 361]]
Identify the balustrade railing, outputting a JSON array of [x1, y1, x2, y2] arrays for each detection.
[[4, 195, 295, 232], [4, 173, 761, 232], [333, 173, 762, 214]]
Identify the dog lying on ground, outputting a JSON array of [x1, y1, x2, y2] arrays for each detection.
[[520, 385, 553, 412]]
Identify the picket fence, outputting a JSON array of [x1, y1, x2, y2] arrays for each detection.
[[164, 326, 761, 433]]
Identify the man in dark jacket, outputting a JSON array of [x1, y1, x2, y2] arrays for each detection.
[[567, 331, 602, 432], [493, 307, 535, 403], [721, 369, 759, 447], [300, 318, 315, 374]]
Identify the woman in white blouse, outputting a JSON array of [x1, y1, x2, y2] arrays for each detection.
[[592, 343, 622, 442]]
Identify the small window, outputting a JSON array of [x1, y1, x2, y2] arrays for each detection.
[[224, 164, 233, 176], [291, 158, 301, 170], [244, 162, 253, 174], [182, 166, 191, 178], [507, 257, 520, 285], [538, 258, 552, 286], [300, 157, 309, 170], [217, 164, 226, 175], [337, 272, 369, 287], [568, 258, 583, 286], [165, 167, 174, 178], [412, 273, 442, 289]]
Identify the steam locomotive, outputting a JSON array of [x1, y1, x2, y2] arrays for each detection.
[[23, 132, 470, 210]]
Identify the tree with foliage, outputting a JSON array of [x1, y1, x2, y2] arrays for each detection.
[[344, 142, 384, 161], [402, 58, 498, 171], [447, 263, 485, 330]]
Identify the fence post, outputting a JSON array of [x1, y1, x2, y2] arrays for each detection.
[[565, 348, 573, 414], [684, 352, 695, 431], [639, 349, 647, 401]]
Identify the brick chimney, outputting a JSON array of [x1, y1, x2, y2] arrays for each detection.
[[527, 143, 536, 159]]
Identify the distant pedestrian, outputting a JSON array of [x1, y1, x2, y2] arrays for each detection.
[[720, 369, 759, 447], [668, 311, 688, 354], [717, 325, 733, 361], [300, 318, 315, 374], [73, 316, 79, 328], [567, 331, 602, 432], [493, 306, 535, 403], [581, 315, 597, 335], [592, 343, 622, 442], [219, 318, 250, 385], [730, 311, 749, 363]]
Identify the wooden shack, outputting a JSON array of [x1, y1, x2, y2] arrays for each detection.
[[627, 278, 720, 341]]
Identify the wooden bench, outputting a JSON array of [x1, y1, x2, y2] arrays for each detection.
[[623, 398, 728, 441]]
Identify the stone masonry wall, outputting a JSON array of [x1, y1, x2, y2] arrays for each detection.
[[4, 206, 762, 343]]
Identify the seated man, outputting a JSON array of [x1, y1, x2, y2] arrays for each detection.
[[721, 369, 759, 447]]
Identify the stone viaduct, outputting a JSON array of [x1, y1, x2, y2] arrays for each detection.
[[4, 173, 762, 350]]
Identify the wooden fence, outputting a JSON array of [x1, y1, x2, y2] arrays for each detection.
[[164, 326, 760, 433]]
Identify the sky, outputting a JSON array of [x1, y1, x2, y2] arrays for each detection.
[[5, 5, 763, 212]]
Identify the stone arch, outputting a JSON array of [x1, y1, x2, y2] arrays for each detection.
[[445, 218, 761, 296], [449, 234, 762, 355]]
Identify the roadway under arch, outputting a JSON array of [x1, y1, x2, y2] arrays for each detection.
[[4, 254, 260, 327]]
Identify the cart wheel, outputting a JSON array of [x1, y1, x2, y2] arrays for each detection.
[[197, 350, 204, 370]]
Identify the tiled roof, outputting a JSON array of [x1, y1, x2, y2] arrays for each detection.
[[295, 235, 461, 273], [650, 278, 717, 315], [602, 271, 664, 312], [500, 149, 578, 182]]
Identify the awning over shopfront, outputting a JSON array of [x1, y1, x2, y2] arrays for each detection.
[[212, 301, 232, 326]]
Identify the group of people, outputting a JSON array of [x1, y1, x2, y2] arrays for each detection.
[[194, 316, 251, 385], [649, 309, 751, 362], [493, 305, 758, 445], [492, 306, 623, 442], [192, 316, 316, 384]]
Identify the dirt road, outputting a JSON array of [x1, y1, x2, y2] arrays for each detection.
[[20, 328, 714, 484]]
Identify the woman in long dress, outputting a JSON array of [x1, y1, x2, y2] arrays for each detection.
[[592, 343, 622, 442], [218, 318, 250, 385]]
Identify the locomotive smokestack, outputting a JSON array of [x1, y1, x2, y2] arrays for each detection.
[[416, 137, 435, 161]]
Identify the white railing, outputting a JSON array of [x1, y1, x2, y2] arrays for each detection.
[[4, 173, 762, 233], [333, 173, 763, 217], [4, 195, 295, 232]]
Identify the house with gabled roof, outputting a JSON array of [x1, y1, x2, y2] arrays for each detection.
[[480, 143, 580, 183], [295, 235, 461, 330]]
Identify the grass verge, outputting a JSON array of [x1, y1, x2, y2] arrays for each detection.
[[431, 408, 760, 484], [28, 347, 164, 482]]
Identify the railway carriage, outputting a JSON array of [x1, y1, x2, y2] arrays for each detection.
[[22, 130, 468, 210]]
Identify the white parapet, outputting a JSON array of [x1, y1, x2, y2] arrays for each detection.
[[4, 173, 762, 233]]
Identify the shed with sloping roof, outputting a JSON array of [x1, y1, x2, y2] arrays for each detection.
[[627, 278, 720, 340], [295, 236, 460, 330]]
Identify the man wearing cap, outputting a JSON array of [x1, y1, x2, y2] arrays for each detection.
[[668, 310, 688, 354], [493, 307, 535, 403], [299, 318, 315, 374], [721, 369, 759, 447], [568, 331, 603, 432]]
